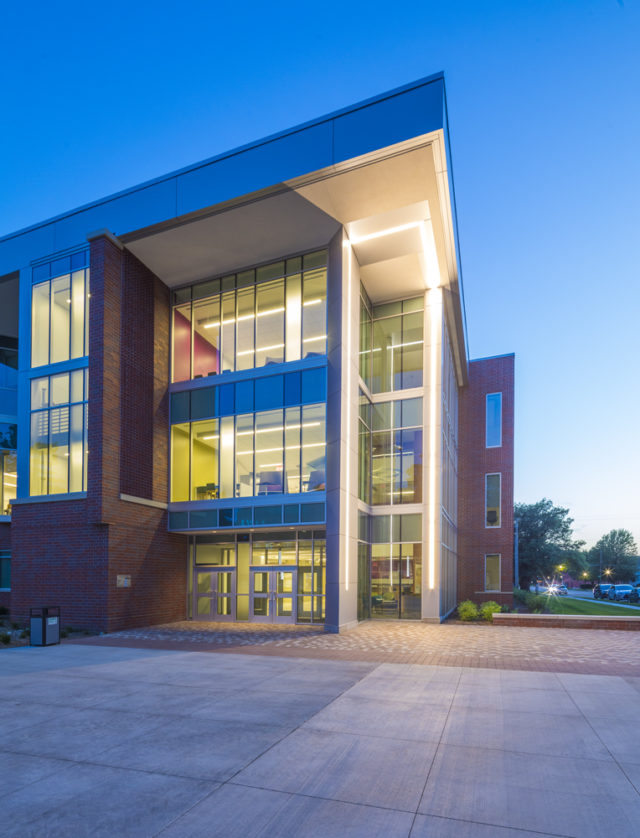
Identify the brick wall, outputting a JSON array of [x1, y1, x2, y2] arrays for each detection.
[[10, 235, 187, 631], [11, 501, 107, 629], [457, 355, 514, 605]]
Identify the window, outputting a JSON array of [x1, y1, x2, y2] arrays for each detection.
[[485, 473, 501, 527], [370, 397, 423, 505], [29, 370, 88, 496], [172, 252, 327, 382], [485, 554, 501, 591], [369, 298, 424, 393], [170, 402, 326, 502], [31, 268, 90, 368], [0, 423, 17, 515], [486, 393, 502, 448], [0, 550, 9, 589], [368, 513, 422, 620]]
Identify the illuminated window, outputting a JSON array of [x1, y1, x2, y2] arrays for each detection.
[[171, 252, 327, 382], [0, 422, 17, 516], [370, 298, 423, 393], [485, 473, 501, 528], [485, 554, 501, 591], [170, 403, 326, 502], [31, 267, 90, 368], [29, 369, 88, 496], [486, 393, 502, 448]]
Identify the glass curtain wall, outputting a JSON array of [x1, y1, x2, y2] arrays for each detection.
[[369, 513, 422, 619], [31, 269, 90, 368], [173, 252, 327, 382], [358, 295, 423, 394], [171, 403, 326, 502], [370, 397, 423, 505], [29, 369, 88, 495]]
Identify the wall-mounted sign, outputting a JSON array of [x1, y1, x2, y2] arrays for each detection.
[[116, 575, 132, 588]]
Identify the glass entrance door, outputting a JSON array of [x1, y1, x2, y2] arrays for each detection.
[[250, 569, 297, 623], [194, 570, 236, 621]]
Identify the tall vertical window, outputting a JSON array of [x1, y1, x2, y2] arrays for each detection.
[[486, 392, 502, 448], [0, 450, 16, 515], [0, 550, 10, 589], [30, 369, 88, 495], [485, 473, 501, 528], [369, 513, 422, 620], [485, 554, 501, 591], [0, 423, 17, 516], [31, 269, 90, 368], [172, 251, 327, 382], [358, 392, 371, 503], [369, 298, 424, 394], [371, 397, 423, 505]]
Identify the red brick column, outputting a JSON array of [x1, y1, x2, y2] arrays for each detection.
[[10, 234, 186, 631], [457, 355, 515, 605]]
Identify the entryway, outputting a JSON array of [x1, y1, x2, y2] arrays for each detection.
[[194, 570, 236, 620], [250, 568, 297, 623]]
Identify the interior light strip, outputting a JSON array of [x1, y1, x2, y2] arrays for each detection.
[[237, 343, 284, 357]]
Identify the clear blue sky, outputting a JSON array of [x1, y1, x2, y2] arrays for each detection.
[[2, 0, 638, 548]]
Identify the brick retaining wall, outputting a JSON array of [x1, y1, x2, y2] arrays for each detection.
[[493, 613, 640, 630]]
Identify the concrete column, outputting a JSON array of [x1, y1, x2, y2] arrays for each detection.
[[325, 230, 359, 631], [422, 286, 443, 620]]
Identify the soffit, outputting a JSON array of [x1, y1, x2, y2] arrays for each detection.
[[125, 190, 340, 287]]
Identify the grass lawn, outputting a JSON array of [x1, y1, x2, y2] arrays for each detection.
[[547, 598, 640, 617]]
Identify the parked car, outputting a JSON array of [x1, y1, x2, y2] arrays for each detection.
[[593, 584, 613, 599], [608, 584, 635, 601], [544, 584, 568, 596]]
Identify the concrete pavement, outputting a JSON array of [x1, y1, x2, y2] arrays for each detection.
[[2, 642, 640, 836]]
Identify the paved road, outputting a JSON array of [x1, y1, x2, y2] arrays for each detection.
[[3, 643, 640, 837]]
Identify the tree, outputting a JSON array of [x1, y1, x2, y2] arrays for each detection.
[[588, 529, 638, 582], [514, 499, 584, 589]]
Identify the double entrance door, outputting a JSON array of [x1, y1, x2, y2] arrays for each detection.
[[250, 568, 297, 624], [194, 570, 235, 621]]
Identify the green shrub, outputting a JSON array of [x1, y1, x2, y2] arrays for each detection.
[[500, 604, 510, 613], [0, 633, 10, 645], [513, 588, 548, 614], [480, 601, 502, 622], [457, 600, 479, 621], [19, 630, 28, 639], [0, 605, 8, 616], [60, 630, 69, 639]]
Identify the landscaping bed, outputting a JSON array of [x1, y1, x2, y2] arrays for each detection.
[[0, 608, 94, 648]]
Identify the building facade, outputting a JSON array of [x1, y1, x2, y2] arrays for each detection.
[[0, 74, 514, 631]]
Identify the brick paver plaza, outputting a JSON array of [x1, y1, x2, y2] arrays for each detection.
[[73, 619, 640, 676]]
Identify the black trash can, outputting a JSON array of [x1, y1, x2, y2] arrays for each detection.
[[30, 606, 61, 646]]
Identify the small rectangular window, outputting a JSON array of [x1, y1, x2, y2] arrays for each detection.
[[486, 393, 502, 447], [485, 554, 501, 591], [485, 473, 501, 528], [0, 553, 10, 589]]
